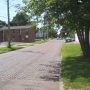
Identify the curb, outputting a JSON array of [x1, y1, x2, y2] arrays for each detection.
[[60, 81, 64, 90], [59, 40, 64, 90]]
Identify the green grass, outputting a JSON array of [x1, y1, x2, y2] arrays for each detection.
[[61, 43, 90, 90], [0, 46, 23, 54], [0, 39, 48, 54], [62, 43, 82, 58]]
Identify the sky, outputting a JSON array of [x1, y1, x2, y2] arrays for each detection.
[[0, 0, 23, 23], [0, 0, 61, 31]]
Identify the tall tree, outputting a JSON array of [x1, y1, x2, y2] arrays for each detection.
[[11, 12, 29, 26], [60, 26, 75, 38], [22, 0, 90, 57], [0, 20, 6, 27]]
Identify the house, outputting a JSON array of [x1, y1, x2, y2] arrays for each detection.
[[75, 33, 79, 42], [0, 26, 35, 43]]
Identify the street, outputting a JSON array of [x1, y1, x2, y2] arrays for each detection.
[[0, 39, 62, 90]]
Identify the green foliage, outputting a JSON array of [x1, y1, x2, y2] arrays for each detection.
[[22, 0, 90, 29], [21, 0, 90, 56], [60, 26, 75, 38], [11, 12, 29, 26], [0, 20, 6, 26], [0, 47, 23, 54], [30, 21, 37, 29], [48, 29, 57, 38]]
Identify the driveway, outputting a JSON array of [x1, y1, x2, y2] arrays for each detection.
[[0, 39, 62, 90]]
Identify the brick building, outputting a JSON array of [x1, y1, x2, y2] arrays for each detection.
[[0, 26, 35, 43]]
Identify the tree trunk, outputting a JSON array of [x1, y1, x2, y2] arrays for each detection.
[[76, 27, 86, 56], [76, 26, 90, 57], [84, 27, 89, 57]]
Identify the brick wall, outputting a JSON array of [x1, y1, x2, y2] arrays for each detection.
[[0, 28, 35, 43]]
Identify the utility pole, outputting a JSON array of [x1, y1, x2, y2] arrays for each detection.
[[7, 0, 11, 48]]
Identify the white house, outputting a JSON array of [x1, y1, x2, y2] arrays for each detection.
[[75, 32, 90, 44], [75, 34, 79, 42]]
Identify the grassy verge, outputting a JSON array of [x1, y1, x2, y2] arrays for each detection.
[[61, 43, 90, 90], [0, 46, 23, 54], [0, 39, 48, 54]]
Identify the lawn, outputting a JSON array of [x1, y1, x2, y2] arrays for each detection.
[[0, 39, 48, 54], [61, 43, 90, 90], [0, 46, 23, 54]]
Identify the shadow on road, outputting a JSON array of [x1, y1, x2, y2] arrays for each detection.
[[21, 51, 45, 54], [40, 61, 60, 82]]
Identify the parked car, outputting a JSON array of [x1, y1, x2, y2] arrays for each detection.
[[71, 38, 75, 41], [65, 37, 73, 42], [57, 37, 60, 40]]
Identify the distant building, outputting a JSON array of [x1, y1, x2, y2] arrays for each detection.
[[36, 30, 48, 38], [36, 30, 43, 38], [75, 34, 79, 42], [0, 26, 35, 43]]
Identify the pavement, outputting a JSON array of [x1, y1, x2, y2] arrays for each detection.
[[0, 39, 62, 90]]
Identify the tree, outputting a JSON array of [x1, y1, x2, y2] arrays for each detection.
[[48, 29, 57, 38], [58, 0, 90, 57], [0, 20, 6, 27], [60, 26, 75, 38], [30, 21, 37, 29], [22, 0, 90, 57], [11, 12, 29, 26]]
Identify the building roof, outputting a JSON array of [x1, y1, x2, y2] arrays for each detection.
[[0, 26, 31, 31]]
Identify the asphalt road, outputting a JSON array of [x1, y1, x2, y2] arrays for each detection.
[[0, 39, 62, 90]]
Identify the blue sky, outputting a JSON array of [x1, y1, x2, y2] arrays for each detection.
[[0, 0, 22, 22], [0, 0, 43, 28]]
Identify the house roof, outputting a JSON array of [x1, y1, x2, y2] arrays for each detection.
[[0, 26, 31, 31]]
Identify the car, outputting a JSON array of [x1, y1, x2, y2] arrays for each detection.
[[65, 37, 73, 42], [71, 38, 75, 41], [57, 37, 61, 40]]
